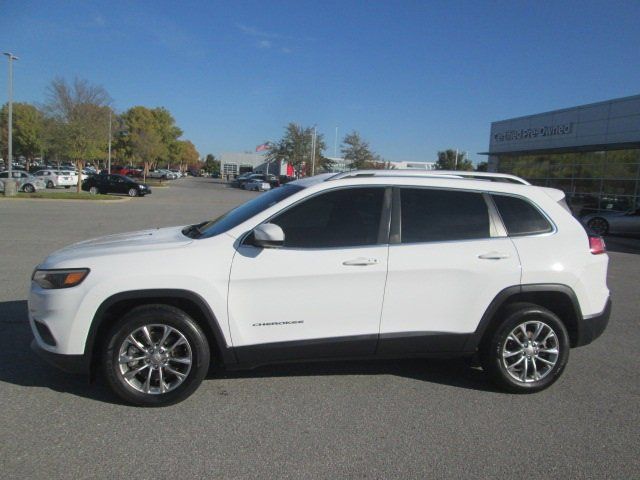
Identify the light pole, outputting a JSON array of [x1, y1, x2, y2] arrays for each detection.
[[108, 110, 112, 174], [310, 126, 317, 176], [3, 52, 18, 196]]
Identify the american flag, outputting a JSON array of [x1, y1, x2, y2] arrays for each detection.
[[255, 142, 270, 152]]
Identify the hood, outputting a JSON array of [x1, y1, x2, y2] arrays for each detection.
[[40, 226, 192, 267]]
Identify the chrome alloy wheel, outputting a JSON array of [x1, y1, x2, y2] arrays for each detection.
[[117, 324, 192, 394], [501, 321, 559, 383]]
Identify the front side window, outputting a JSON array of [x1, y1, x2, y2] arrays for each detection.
[[492, 194, 553, 236], [400, 188, 490, 243], [271, 187, 385, 248]]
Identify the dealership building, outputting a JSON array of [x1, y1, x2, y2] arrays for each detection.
[[484, 94, 640, 215]]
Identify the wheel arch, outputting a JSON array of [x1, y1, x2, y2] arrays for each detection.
[[465, 284, 583, 352], [85, 289, 237, 378]]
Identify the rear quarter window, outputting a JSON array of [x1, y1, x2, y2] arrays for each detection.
[[493, 194, 553, 236]]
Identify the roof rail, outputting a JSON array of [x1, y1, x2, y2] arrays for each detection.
[[327, 169, 530, 185]]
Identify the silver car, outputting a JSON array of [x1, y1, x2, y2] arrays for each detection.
[[0, 170, 46, 193], [582, 208, 640, 237]]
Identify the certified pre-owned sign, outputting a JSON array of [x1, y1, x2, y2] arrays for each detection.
[[494, 123, 573, 142]]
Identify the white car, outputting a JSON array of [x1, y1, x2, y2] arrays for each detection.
[[244, 179, 271, 191], [59, 170, 88, 183], [33, 169, 75, 188], [0, 170, 46, 193], [29, 170, 610, 406]]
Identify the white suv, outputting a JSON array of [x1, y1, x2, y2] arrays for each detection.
[[29, 170, 611, 406]]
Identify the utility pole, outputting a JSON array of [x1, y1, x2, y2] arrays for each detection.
[[3, 52, 18, 196], [334, 126, 338, 157], [454, 148, 459, 170], [311, 126, 317, 176], [108, 110, 112, 174]]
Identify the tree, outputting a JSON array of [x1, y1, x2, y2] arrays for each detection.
[[118, 106, 165, 181], [0, 102, 45, 170], [475, 161, 488, 172], [341, 131, 380, 170], [44, 78, 112, 191], [176, 140, 200, 172], [267, 123, 330, 176], [435, 149, 473, 171], [204, 153, 220, 175]]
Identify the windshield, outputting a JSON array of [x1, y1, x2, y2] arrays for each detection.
[[184, 184, 304, 239]]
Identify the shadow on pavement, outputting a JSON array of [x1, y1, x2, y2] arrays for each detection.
[[0, 299, 498, 405]]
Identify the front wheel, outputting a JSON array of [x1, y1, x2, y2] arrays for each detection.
[[480, 303, 569, 393], [128, 188, 138, 197], [89, 186, 99, 195], [103, 305, 210, 406]]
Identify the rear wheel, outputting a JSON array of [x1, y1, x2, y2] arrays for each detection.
[[587, 217, 609, 235], [480, 303, 569, 393], [103, 305, 210, 406], [23, 183, 35, 193], [89, 186, 99, 195], [46, 180, 54, 189]]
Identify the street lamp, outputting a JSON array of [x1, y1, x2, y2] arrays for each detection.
[[3, 52, 18, 196]]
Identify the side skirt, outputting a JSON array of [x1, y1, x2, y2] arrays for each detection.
[[229, 333, 474, 370]]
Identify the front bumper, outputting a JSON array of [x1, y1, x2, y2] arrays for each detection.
[[575, 297, 611, 347], [31, 338, 89, 374]]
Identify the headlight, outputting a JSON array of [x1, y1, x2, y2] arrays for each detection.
[[32, 269, 90, 289]]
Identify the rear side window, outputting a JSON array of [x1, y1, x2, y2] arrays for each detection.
[[492, 195, 553, 236], [400, 188, 490, 243]]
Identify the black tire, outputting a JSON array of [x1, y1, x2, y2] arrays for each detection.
[[47, 180, 54, 189], [23, 183, 35, 193], [587, 217, 609, 236], [89, 186, 99, 195], [480, 302, 570, 393], [64, 186, 70, 189], [128, 188, 138, 197], [103, 304, 210, 407]]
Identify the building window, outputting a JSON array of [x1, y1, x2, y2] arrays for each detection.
[[497, 149, 640, 216]]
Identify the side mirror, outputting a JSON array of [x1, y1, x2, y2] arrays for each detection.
[[252, 223, 285, 248]]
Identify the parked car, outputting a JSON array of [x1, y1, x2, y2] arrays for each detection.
[[110, 165, 143, 177], [231, 172, 253, 187], [148, 169, 177, 180], [32, 169, 75, 189], [29, 170, 610, 406], [244, 178, 271, 191], [582, 208, 640, 237], [0, 170, 46, 193], [82, 174, 151, 197]]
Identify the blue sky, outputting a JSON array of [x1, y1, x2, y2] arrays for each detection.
[[1, 0, 639, 164]]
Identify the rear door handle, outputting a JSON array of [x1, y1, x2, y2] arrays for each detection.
[[478, 252, 511, 260], [342, 257, 379, 266]]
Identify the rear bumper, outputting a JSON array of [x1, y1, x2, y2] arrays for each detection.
[[31, 338, 89, 375], [576, 297, 611, 347]]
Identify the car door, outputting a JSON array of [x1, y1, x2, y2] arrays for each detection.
[[378, 187, 521, 355], [109, 175, 126, 193], [228, 186, 391, 363]]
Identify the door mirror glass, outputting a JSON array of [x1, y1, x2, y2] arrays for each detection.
[[252, 223, 285, 248]]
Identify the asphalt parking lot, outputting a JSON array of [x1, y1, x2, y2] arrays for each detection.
[[0, 177, 638, 479]]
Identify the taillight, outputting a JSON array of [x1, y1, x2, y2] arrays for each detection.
[[589, 235, 606, 255]]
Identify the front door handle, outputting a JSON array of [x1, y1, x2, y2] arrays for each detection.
[[342, 257, 379, 266], [478, 252, 510, 260]]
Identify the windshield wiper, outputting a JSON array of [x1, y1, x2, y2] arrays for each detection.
[[182, 222, 207, 239]]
